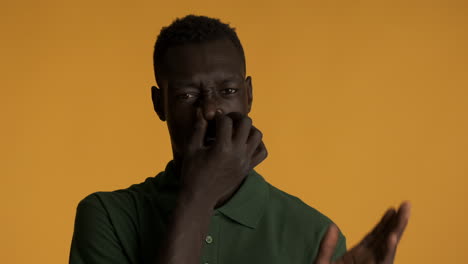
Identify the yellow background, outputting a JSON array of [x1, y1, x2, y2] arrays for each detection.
[[1, 0, 467, 263]]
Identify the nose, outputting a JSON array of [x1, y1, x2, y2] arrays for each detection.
[[200, 96, 223, 120]]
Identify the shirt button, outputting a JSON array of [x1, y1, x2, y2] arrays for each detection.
[[205, 235, 213, 244]]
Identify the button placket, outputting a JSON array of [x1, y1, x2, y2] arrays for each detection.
[[201, 213, 220, 264]]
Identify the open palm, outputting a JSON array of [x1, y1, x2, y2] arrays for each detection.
[[314, 201, 411, 264]]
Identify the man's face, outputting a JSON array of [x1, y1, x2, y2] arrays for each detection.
[[152, 38, 253, 158]]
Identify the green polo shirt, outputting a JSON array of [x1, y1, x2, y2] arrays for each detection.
[[70, 161, 346, 264]]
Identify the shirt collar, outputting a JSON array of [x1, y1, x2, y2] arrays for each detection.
[[216, 169, 269, 229], [158, 160, 269, 229]]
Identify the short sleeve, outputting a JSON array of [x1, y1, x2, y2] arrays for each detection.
[[69, 193, 131, 264], [332, 231, 347, 262]]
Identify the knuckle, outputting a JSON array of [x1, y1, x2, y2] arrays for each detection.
[[243, 116, 252, 126], [257, 149, 266, 161], [255, 129, 263, 139], [220, 116, 232, 127], [262, 147, 268, 159]]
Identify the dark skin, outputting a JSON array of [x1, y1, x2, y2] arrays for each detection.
[[150, 38, 411, 264], [152, 38, 266, 208]]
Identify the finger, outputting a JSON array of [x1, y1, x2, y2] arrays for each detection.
[[360, 208, 396, 247], [374, 202, 411, 262], [215, 112, 233, 149], [394, 201, 411, 242], [314, 223, 339, 264], [225, 112, 244, 125], [249, 140, 268, 169], [375, 201, 411, 250], [234, 116, 252, 144], [189, 108, 208, 150], [225, 112, 246, 141], [246, 126, 263, 156], [382, 232, 398, 264]]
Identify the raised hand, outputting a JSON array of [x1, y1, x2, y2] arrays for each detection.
[[314, 201, 411, 264], [180, 108, 268, 209]]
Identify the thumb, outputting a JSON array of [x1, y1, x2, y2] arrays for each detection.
[[314, 223, 339, 264]]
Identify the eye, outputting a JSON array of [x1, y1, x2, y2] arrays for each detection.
[[177, 93, 197, 100], [222, 88, 238, 95]]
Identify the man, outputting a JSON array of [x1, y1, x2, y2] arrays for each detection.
[[69, 15, 411, 264]]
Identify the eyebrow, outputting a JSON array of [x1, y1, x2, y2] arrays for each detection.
[[171, 75, 244, 88]]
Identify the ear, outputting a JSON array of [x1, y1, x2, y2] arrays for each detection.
[[151, 86, 166, 121], [245, 76, 253, 113]]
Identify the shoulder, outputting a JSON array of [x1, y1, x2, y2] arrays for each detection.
[[263, 182, 346, 260], [71, 175, 164, 264], [266, 182, 333, 229], [77, 173, 162, 209], [74, 174, 164, 229]]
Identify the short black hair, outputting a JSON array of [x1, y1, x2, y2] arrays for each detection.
[[153, 14, 246, 86]]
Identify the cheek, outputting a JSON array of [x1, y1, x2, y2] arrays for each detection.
[[167, 105, 195, 129], [226, 93, 250, 114], [166, 105, 199, 144]]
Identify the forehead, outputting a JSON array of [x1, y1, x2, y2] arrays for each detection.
[[163, 38, 245, 84]]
